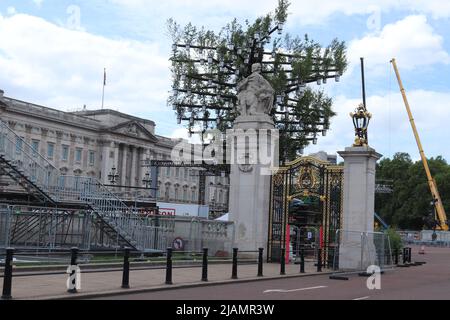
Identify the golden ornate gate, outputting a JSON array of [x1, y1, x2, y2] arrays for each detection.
[[268, 156, 344, 265]]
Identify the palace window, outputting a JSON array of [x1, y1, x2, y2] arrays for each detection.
[[75, 148, 82, 163], [62, 145, 69, 161], [47, 142, 55, 159], [15, 137, 23, 154], [31, 140, 39, 156], [89, 151, 95, 166]]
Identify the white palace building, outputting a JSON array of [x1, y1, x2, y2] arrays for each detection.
[[0, 89, 229, 217]]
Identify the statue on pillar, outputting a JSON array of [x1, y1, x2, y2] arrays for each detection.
[[236, 63, 275, 117]]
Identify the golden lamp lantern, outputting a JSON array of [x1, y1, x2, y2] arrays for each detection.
[[350, 103, 372, 147]]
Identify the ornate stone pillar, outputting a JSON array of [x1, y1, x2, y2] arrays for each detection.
[[228, 63, 276, 255], [338, 146, 382, 270]]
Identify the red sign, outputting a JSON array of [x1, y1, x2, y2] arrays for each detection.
[[159, 208, 176, 216]]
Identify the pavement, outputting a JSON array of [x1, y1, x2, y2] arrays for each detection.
[[1, 260, 327, 300], [4, 245, 448, 300], [94, 245, 450, 300]]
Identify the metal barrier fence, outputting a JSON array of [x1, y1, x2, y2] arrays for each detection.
[[0, 205, 235, 256], [0, 206, 11, 249], [145, 216, 235, 256], [399, 230, 450, 247], [331, 230, 393, 273], [0, 205, 172, 252]]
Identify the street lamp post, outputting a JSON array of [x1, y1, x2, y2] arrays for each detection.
[[350, 58, 372, 147], [108, 167, 119, 185], [142, 172, 152, 190]]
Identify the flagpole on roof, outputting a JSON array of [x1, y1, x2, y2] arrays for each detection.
[[101, 68, 106, 109]]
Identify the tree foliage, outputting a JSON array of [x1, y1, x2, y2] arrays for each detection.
[[375, 152, 450, 230], [167, 0, 348, 162]]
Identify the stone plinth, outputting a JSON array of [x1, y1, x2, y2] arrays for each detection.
[[337, 146, 382, 270], [228, 115, 275, 254]]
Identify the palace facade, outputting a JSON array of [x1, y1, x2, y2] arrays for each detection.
[[0, 89, 229, 214]]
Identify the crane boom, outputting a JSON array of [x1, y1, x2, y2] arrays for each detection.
[[390, 58, 448, 231]]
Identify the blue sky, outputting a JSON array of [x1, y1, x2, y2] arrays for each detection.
[[1, 0, 450, 161]]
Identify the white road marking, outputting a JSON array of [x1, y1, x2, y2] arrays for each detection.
[[263, 286, 327, 294], [353, 296, 370, 300]]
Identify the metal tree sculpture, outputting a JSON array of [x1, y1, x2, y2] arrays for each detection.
[[168, 0, 347, 162]]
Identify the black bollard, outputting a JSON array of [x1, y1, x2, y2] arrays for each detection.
[[300, 248, 305, 274], [201, 248, 208, 282], [231, 248, 238, 279], [280, 248, 286, 275], [121, 248, 130, 289], [67, 247, 79, 293], [1, 248, 14, 300], [394, 249, 399, 265], [165, 248, 173, 285], [317, 248, 322, 272], [257, 248, 264, 277], [403, 247, 408, 265]]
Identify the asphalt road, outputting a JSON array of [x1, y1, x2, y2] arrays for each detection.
[[95, 246, 450, 300]]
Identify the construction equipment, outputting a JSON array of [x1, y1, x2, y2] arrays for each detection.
[[390, 58, 448, 231]]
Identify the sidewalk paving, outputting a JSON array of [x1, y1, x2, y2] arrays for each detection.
[[3, 262, 331, 300]]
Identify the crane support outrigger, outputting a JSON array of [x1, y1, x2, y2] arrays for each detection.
[[391, 58, 448, 231]]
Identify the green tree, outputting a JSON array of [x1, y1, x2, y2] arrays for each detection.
[[167, 0, 348, 162], [376, 153, 450, 230]]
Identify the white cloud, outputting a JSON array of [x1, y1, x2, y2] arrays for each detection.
[[0, 14, 171, 123], [348, 15, 449, 73], [306, 89, 450, 161], [109, 0, 450, 29], [288, 0, 450, 25], [6, 7, 16, 15]]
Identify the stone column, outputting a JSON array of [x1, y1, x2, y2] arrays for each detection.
[[228, 115, 275, 254], [137, 147, 146, 188], [121, 144, 128, 189], [130, 146, 138, 187], [113, 142, 119, 170], [100, 140, 112, 185], [337, 146, 382, 270]]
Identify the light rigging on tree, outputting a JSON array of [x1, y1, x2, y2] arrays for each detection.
[[167, 0, 348, 162]]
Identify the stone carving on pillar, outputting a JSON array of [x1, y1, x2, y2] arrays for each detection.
[[236, 63, 275, 117], [238, 153, 254, 174], [25, 124, 33, 134], [7, 121, 17, 129]]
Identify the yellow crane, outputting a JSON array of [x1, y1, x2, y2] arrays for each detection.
[[390, 58, 448, 231]]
